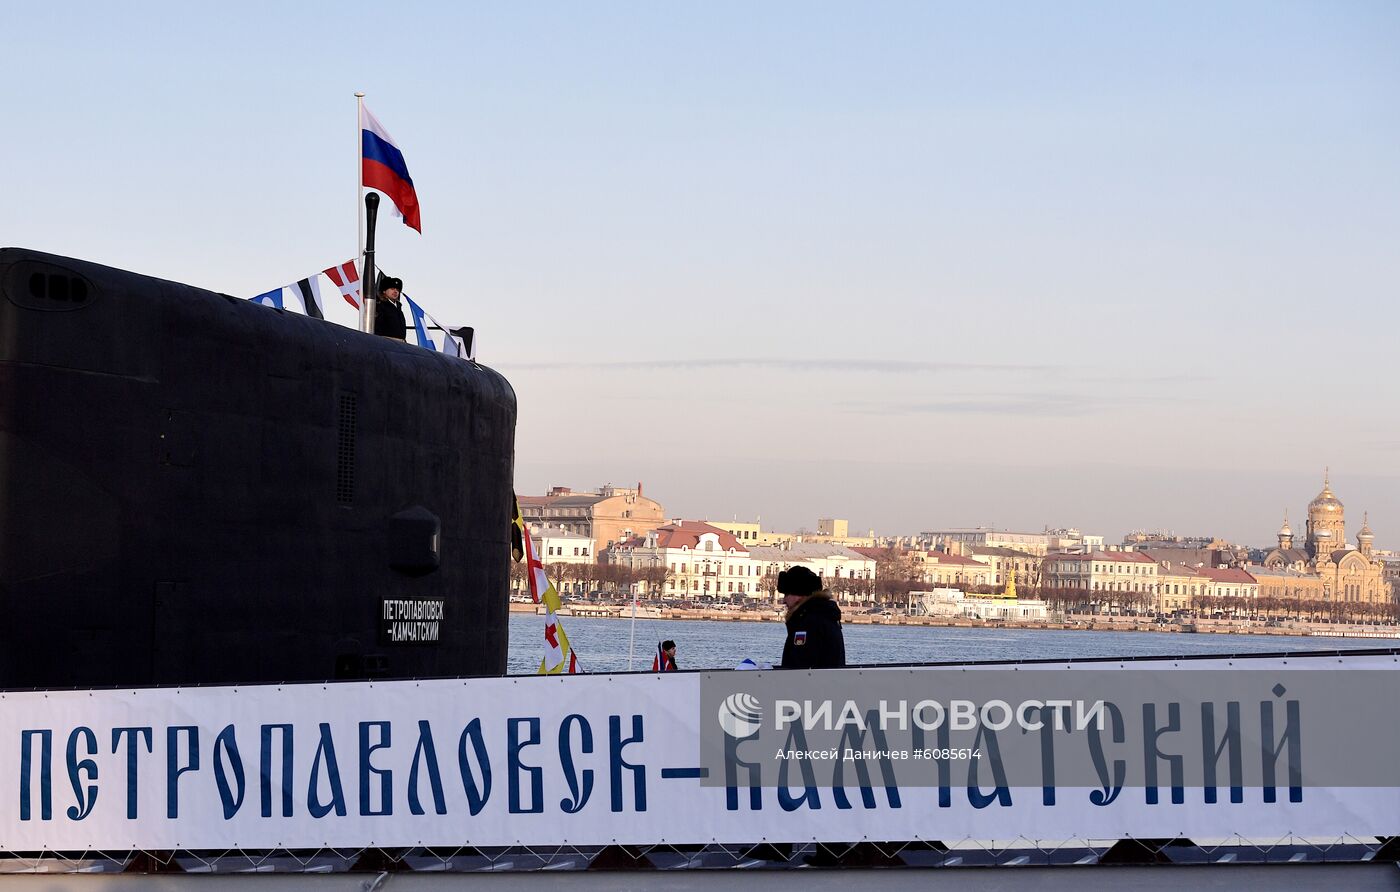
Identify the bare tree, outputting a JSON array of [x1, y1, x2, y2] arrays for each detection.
[[638, 564, 671, 600], [866, 547, 920, 606], [761, 567, 780, 603], [547, 562, 576, 598]]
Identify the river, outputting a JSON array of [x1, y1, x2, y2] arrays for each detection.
[[506, 613, 1394, 674]]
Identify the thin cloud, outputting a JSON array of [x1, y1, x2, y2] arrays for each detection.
[[498, 358, 1053, 374], [843, 391, 1199, 418], [1072, 372, 1216, 385]]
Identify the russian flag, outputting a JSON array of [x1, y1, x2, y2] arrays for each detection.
[[651, 641, 673, 672], [361, 106, 422, 233]]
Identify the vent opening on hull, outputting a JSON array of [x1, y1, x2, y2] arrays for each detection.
[[336, 394, 357, 505]]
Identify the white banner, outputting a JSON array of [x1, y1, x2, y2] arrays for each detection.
[[1, 653, 1397, 850]]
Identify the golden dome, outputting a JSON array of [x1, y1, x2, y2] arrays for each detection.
[[1309, 471, 1343, 514]]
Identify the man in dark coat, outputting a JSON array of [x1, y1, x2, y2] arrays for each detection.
[[778, 566, 845, 669], [373, 276, 407, 341], [655, 640, 679, 672]]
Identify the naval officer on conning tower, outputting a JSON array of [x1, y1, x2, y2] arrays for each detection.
[[373, 276, 407, 341]]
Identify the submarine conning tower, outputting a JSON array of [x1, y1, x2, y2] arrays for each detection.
[[0, 248, 517, 688]]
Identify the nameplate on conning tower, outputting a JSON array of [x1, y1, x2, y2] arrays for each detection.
[[380, 598, 445, 645]]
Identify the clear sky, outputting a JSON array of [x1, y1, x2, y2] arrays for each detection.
[[4, 1, 1398, 545]]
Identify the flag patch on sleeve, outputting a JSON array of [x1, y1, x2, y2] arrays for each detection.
[[794, 631, 807, 646]]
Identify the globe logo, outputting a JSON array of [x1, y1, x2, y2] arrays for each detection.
[[717, 692, 764, 737]]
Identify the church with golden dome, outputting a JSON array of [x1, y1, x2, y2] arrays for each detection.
[[1263, 471, 1391, 604]]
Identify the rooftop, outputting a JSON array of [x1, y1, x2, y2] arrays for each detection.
[[924, 550, 989, 567], [1196, 566, 1257, 584], [529, 525, 593, 541], [971, 545, 1040, 558], [748, 543, 874, 562], [1045, 551, 1157, 563], [614, 521, 746, 553]]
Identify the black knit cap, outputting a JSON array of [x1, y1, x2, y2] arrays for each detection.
[[777, 566, 821, 596]]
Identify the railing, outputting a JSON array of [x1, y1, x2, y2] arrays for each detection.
[[3, 836, 1398, 874]]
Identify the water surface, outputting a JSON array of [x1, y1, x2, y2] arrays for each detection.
[[507, 613, 1393, 674]]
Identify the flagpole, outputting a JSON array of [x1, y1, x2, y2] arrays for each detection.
[[627, 586, 638, 670], [355, 91, 368, 333]]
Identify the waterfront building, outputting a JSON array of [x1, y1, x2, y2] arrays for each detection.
[[519, 482, 665, 554], [747, 543, 877, 602], [968, 546, 1042, 589], [529, 524, 595, 563], [911, 549, 996, 589], [1196, 566, 1259, 601], [1041, 551, 1160, 601], [1262, 472, 1391, 604], [1153, 562, 1204, 614], [1246, 564, 1326, 605], [605, 521, 759, 600], [1182, 566, 1262, 617], [520, 525, 597, 596]]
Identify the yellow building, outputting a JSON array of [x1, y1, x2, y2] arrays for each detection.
[[1262, 472, 1391, 605], [1154, 563, 1203, 614], [752, 518, 876, 549], [1248, 565, 1326, 604], [705, 519, 763, 545], [754, 530, 796, 548], [968, 546, 1042, 589], [1042, 551, 1159, 597], [913, 550, 996, 589]]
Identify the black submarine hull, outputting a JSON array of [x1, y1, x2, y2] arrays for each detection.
[[0, 248, 516, 687]]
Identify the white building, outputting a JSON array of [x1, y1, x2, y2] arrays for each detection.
[[605, 521, 760, 600], [914, 589, 1049, 621], [747, 543, 877, 603], [530, 524, 595, 564]]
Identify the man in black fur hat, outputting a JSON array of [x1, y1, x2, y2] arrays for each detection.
[[373, 275, 406, 341], [777, 566, 845, 669]]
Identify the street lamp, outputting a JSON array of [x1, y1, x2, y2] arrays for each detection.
[[702, 557, 730, 605]]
